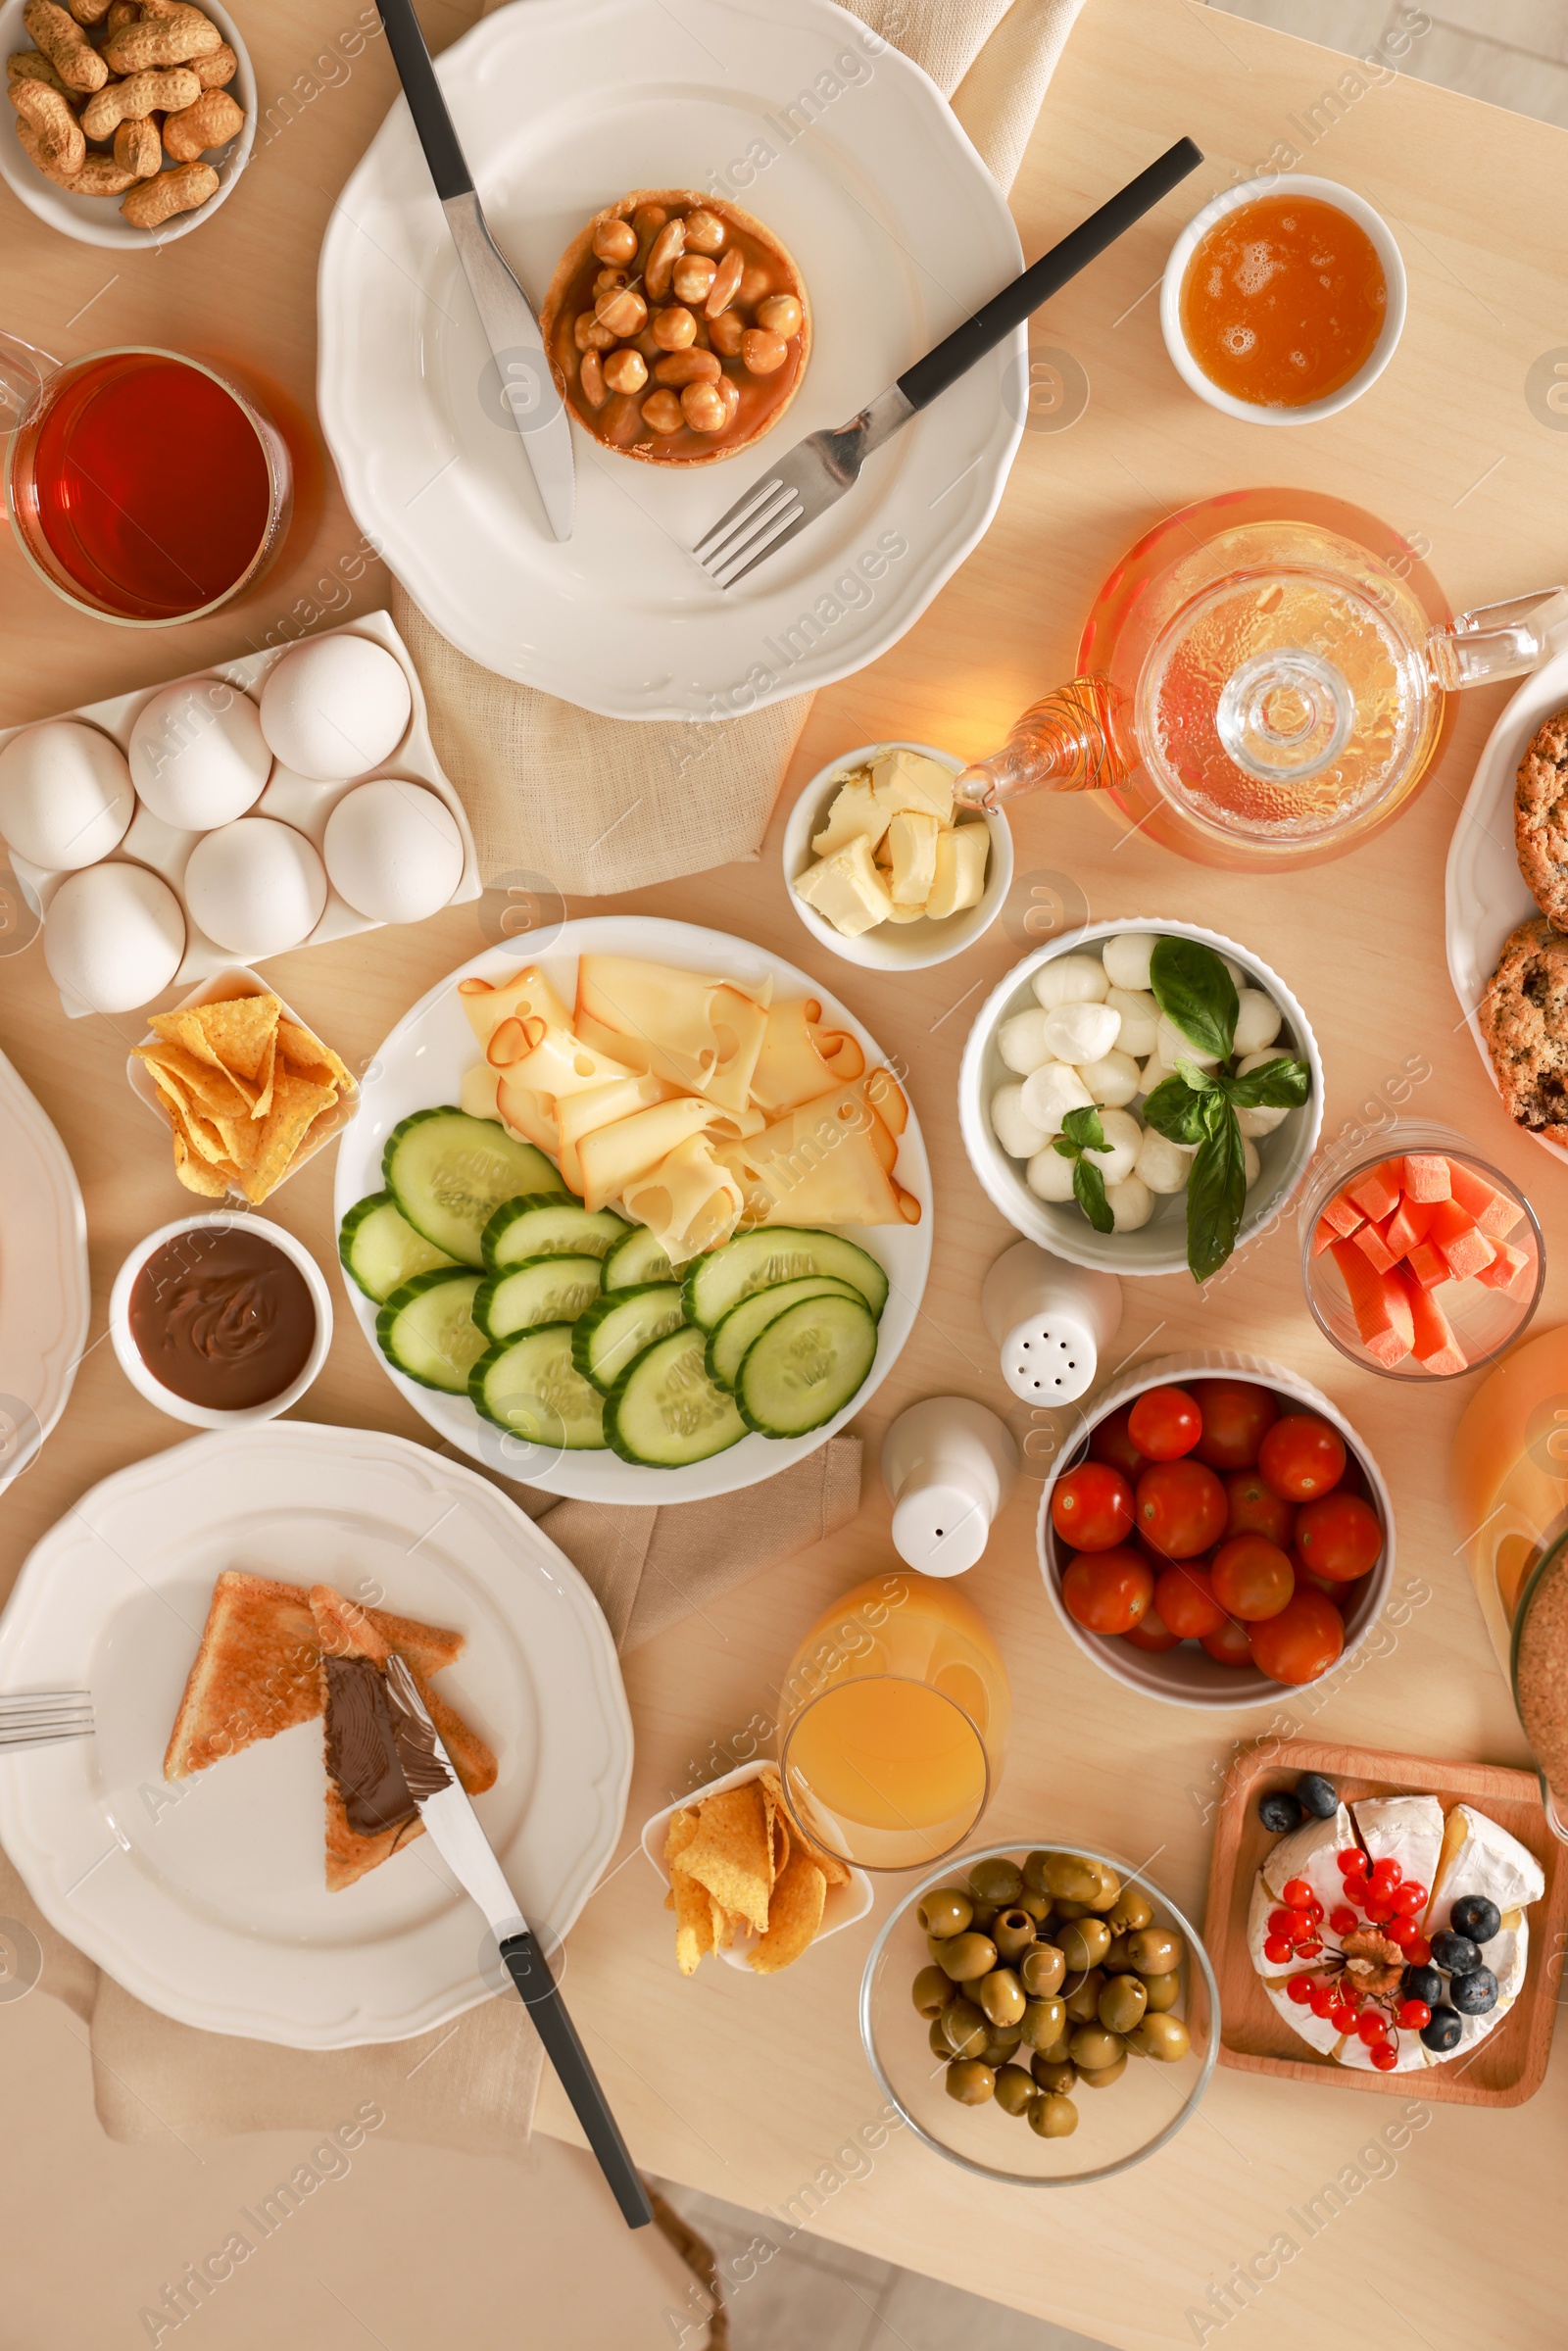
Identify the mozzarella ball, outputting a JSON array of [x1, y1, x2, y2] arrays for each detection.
[[1155, 1013, 1218, 1072], [1235, 1050, 1293, 1137], [1222, 955, 1247, 994], [1139, 1053, 1176, 1098], [1233, 989, 1284, 1056], [1107, 1173, 1154, 1231], [1102, 932, 1157, 992], [1094, 1108, 1143, 1186], [1105, 986, 1159, 1058], [1026, 1144, 1077, 1202], [992, 1083, 1048, 1159], [1136, 1127, 1196, 1194], [1244, 1137, 1262, 1187], [1032, 953, 1108, 1009], [1019, 1060, 1092, 1136], [998, 1007, 1054, 1075], [1042, 1000, 1121, 1064], [1073, 1049, 1140, 1108]]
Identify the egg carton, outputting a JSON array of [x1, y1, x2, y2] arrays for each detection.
[[0, 611, 481, 1020]]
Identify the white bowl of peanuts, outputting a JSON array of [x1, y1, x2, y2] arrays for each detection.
[[1, 0, 253, 247]]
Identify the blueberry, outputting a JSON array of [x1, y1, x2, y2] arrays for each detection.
[[1294, 1772, 1338, 1819], [1401, 1963, 1443, 2008], [1258, 1790, 1304, 1834], [1420, 2005, 1463, 2053], [1449, 1967, 1498, 2016], [1431, 1930, 1482, 1976], [1449, 1893, 1502, 1945]]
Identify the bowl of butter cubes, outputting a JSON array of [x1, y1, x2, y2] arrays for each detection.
[[783, 742, 1012, 970]]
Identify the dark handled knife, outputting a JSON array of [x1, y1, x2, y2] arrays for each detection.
[[384, 1657, 651, 2229], [375, 0, 575, 542]]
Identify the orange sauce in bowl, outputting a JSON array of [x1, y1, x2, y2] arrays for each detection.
[[1179, 193, 1387, 408]]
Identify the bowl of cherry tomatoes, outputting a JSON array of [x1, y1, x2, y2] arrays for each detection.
[[1037, 1352, 1394, 1709]]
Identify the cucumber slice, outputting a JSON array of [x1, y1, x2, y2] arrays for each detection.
[[572, 1283, 686, 1393], [375, 1268, 487, 1394], [339, 1190, 457, 1303], [601, 1224, 675, 1293], [604, 1328, 747, 1467], [735, 1293, 879, 1438], [706, 1275, 861, 1392], [682, 1228, 889, 1330], [470, 1325, 607, 1450], [383, 1108, 564, 1266], [473, 1253, 603, 1342], [483, 1195, 630, 1272]]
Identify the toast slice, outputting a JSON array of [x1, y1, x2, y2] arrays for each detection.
[[310, 1584, 497, 1893], [163, 1570, 465, 1782]]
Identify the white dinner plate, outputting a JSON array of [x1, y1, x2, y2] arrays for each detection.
[[0, 1425, 632, 2046], [332, 914, 933, 1503], [0, 1049, 88, 1491], [317, 0, 1024, 719], [1445, 646, 1568, 1166]]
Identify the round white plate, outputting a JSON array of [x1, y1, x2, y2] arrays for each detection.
[[1445, 646, 1568, 1166], [0, 1047, 88, 1490], [0, 1425, 632, 2046], [316, 0, 1024, 719], [333, 914, 933, 1503]]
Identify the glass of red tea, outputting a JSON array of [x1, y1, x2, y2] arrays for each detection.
[[4, 345, 292, 625]]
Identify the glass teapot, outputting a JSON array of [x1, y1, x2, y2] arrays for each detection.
[[957, 487, 1568, 869]]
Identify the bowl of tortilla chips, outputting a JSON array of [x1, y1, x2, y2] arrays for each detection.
[[643, 1760, 872, 1975]]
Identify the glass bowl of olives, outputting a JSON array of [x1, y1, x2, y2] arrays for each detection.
[[859, 1841, 1218, 2183]]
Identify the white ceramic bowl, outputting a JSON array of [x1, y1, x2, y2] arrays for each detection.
[[1159, 173, 1406, 426], [0, 0, 255, 251], [957, 918, 1323, 1278], [1038, 1349, 1394, 1711], [110, 1212, 332, 1428], [640, 1759, 873, 1972], [782, 742, 1012, 972]]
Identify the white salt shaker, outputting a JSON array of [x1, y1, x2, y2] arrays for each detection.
[[880, 1396, 1019, 1576], [981, 1239, 1121, 1405]]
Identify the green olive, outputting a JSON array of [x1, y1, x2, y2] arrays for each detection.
[[1052, 1897, 1092, 1922], [992, 1908, 1038, 1963], [928, 2017, 953, 2057], [1086, 1863, 1122, 1913], [1131, 2012, 1192, 2062], [917, 1887, 973, 1939], [1126, 1926, 1183, 1977], [1063, 1967, 1105, 2024], [945, 2059, 995, 2105], [911, 1965, 954, 2018], [1107, 1886, 1154, 1936], [1016, 1994, 1066, 2051], [1142, 1971, 1181, 2013], [994, 2063, 1036, 2117], [940, 1997, 989, 2058], [1022, 1850, 1054, 1894], [1019, 1943, 1066, 1999], [978, 1967, 1026, 2027], [1067, 2024, 1123, 2073], [1098, 1975, 1148, 2035], [1043, 1852, 1101, 1903], [982, 2025, 1023, 2063], [1028, 2091, 1079, 2138], [936, 1931, 998, 1983], [968, 1857, 1024, 1907], [1102, 1934, 1136, 1975], [1078, 2051, 1128, 2088], [1032, 2028, 1074, 2067], [1016, 1889, 1051, 1925], [1030, 2056, 1077, 2093], [1057, 1918, 1112, 1974]]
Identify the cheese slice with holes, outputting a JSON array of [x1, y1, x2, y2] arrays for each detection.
[[459, 965, 572, 1053], [716, 1073, 919, 1228], [622, 1133, 744, 1265], [750, 999, 864, 1116], [555, 1073, 671, 1195], [577, 1097, 731, 1215], [574, 958, 767, 1106]]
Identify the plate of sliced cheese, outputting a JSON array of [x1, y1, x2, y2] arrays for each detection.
[[333, 916, 931, 1501]]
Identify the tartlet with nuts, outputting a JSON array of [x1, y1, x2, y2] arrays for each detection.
[[541, 187, 810, 466]]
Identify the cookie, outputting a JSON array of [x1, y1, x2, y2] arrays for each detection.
[[1514, 708, 1568, 929], [1479, 915, 1568, 1144]]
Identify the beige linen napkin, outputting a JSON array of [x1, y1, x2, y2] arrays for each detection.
[[402, 0, 1087, 896]]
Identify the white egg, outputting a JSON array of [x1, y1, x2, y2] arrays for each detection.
[[44, 861, 183, 1011], [324, 778, 465, 924], [1093, 1108, 1143, 1186], [1073, 1049, 1141, 1108], [998, 1006, 1054, 1075], [1244, 1137, 1261, 1186], [1101, 932, 1157, 992], [1026, 1144, 1077, 1201], [128, 681, 270, 829], [1032, 953, 1108, 1009], [1042, 999, 1120, 1063], [0, 720, 133, 870], [1107, 1173, 1154, 1231], [1233, 989, 1284, 1055], [1155, 1012, 1218, 1072], [259, 635, 413, 780], [991, 1082, 1048, 1159], [184, 817, 327, 958], [1136, 1127, 1196, 1194], [1235, 1049, 1293, 1137], [1019, 1060, 1092, 1136], [1104, 986, 1159, 1058]]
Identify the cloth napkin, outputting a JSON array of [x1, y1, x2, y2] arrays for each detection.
[[403, 0, 1088, 896]]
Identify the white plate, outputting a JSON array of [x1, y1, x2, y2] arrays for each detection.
[[332, 914, 933, 1503], [0, 1424, 632, 2046], [1446, 646, 1568, 1166], [0, 1049, 88, 1489], [316, 0, 1024, 719]]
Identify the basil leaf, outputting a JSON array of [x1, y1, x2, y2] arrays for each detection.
[[1185, 1097, 1249, 1283], [1174, 1057, 1220, 1096], [1073, 1153, 1115, 1235], [1052, 1134, 1078, 1159], [1151, 936, 1238, 1061], [1220, 1054, 1313, 1111], [1144, 1074, 1209, 1147], [1060, 1104, 1109, 1155]]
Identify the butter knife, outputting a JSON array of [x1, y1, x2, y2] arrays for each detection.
[[383, 1657, 651, 2229], [374, 0, 575, 542]]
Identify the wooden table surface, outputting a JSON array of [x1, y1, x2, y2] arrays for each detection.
[[5, 0, 1568, 2344]]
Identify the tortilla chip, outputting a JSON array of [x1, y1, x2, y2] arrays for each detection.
[[750, 1849, 826, 1974], [669, 1866, 715, 1976], [136, 1038, 253, 1123], [664, 1809, 700, 1869], [673, 1782, 772, 1936], [809, 1846, 852, 1888], [277, 1015, 353, 1093], [710, 1897, 736, 1950], [243, 1067, 340, 1203], [153, 993, 280, 1084], [172, 1131, 232, 1197]]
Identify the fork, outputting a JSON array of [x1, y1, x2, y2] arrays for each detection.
[[0, 1691, 94, 1750], [693, 136, 1202, 589]]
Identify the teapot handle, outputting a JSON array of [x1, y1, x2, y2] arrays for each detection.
[[1426, 586, 1568, 691]]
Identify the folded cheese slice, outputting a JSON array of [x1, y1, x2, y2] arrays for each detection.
[[556, 1072, 671, 1195], [459, 964, 572, 1053], [716, 1071, 920, 1228], [577, 1095, 731, 1214], [750, 998, 866, 1117], [575, 958, 769, 1109], [622, 1132, 745, 1264]]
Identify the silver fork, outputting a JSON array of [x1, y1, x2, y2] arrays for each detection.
[[0, 1691, 95, 1750], [693, 136, 1201, 590]]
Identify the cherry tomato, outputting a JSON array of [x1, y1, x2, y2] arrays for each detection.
[[1297, 1557, 1354, 1610], [1191, 1379, 1279, 1471], [1061, 1544, 1153, 1636], [1210, 1534, 1295, 1622], [1225, 1470, 1294, 1547], [1050, 1462, 1135, 1552], [1153, 1560, 1226, 1640], [1295, 1492, 1383, 1583], [1200, 1615, 1254, 1669], [1249, 1589, 1345, 1685], [1088, 1402, 1146, 1483], [1123, 1600, 1181, 1652], [1135, 1458, 1227, 1558], [1258, 1413, 1346, 1503], [1127, 1385, 1202, 1461]]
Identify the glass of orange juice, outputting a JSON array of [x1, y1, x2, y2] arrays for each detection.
[[777, 1569, 1011, 1871]]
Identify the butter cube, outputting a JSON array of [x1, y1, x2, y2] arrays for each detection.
[[884, 899, 927, 923], [794, 833, 895, 937], [870, 747, 955, 826], [811, 773, 888, 858], [886, 808, 940, 905], [926, 821, 990, 918]]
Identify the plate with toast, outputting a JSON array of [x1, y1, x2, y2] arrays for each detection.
[[0, 1423, 632, 2045]]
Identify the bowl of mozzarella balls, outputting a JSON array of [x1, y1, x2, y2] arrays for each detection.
[[957, 920, 1323, 1278]]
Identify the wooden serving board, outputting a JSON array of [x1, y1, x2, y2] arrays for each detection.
[[1203, 1739, 1566, 2108]]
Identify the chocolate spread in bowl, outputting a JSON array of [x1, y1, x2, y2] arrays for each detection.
[[1514, 1540, 1568, 1809], [128, 1225, 316, 1410]]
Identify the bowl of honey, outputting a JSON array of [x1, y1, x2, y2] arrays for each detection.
[[1159, 174, 1405, 425]]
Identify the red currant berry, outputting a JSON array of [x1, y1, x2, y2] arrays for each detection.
[[1387, 1918, 1418, 1949], [1403, 1881, 1428, 1908], [1356, 2011, 1388, 2044], [1263, 1935, 1294, 1964], [1286, 1975, 1314, 2005], [1268, 1907, 1296, 1935], [1370, 2042, 1398, 2071], [1341, 1983, 1364, 2009], [1343, 1874, 1370, 1905], [1330, 1905, 1358, 1935], [1295, 1936, 1324, 1957], [1369, 1855, 1401, 1888], [1335, 1848, 1363, 1875], [1390, 1884, 1424, 1916], [1308, 1985, 1334, 2018], [1282, 1878, 1312, 1907], [1404, 1934, 1432, 1967], [1328, 2002, 1355, 2031], [1398, 1999, 1432, 2030], [1362, 1894, 1395, 1924]]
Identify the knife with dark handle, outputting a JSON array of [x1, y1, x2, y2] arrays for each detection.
[[375, 0, 575, 542]]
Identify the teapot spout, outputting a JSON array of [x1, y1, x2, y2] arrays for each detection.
[[955, 675, 1125, 808]]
